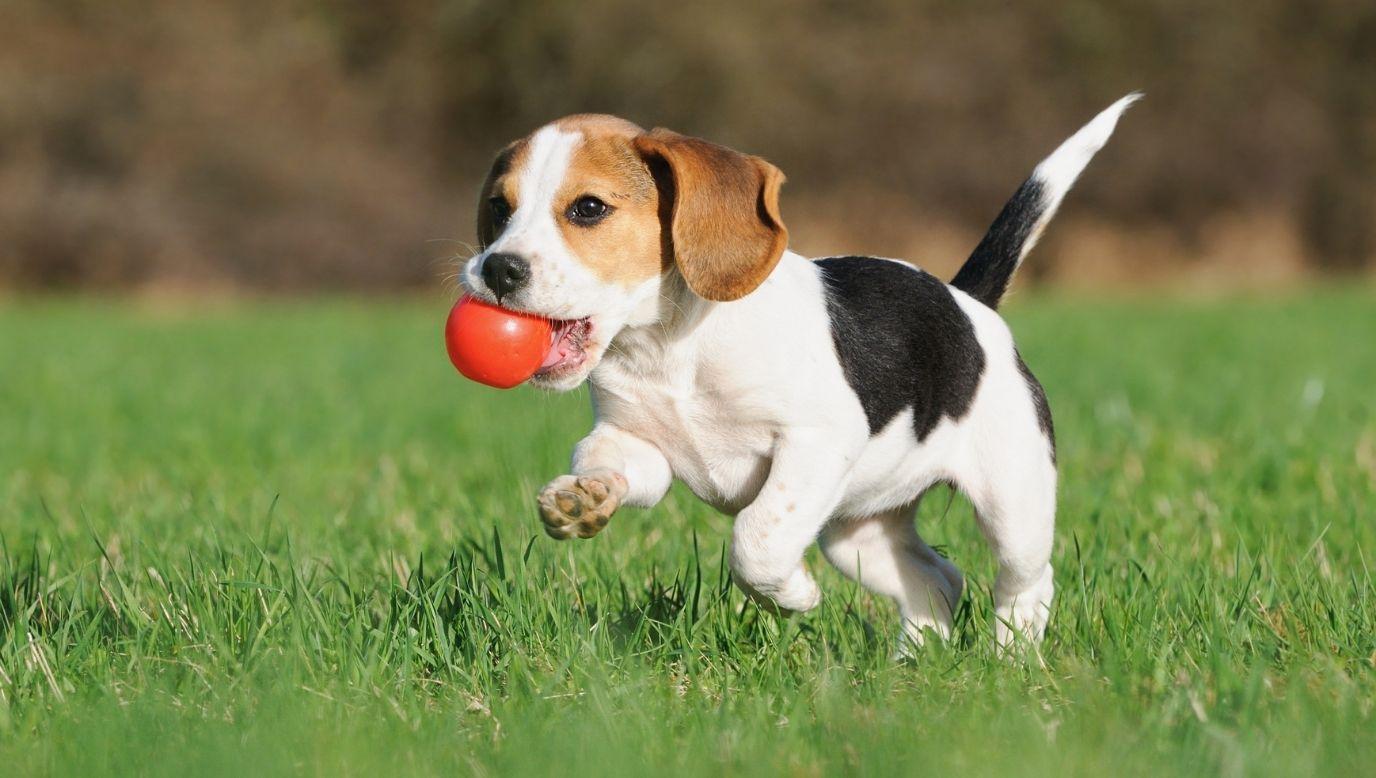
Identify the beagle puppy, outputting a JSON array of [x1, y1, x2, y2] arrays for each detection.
[[460, 96, 1138, 649]]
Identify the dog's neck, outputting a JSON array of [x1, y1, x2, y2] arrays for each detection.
[[591, 250, 808, 393], [594, 271, 712, 385]]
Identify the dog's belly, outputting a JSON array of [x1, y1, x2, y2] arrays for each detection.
[[834, 408, 966, 518], [601, 388, 963, 519], [600, 376, 968, 520]]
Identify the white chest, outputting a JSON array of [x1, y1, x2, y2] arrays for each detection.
[[591, 358, 777, 514]]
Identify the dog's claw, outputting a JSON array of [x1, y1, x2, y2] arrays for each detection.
[[538, 471, 625, 540]]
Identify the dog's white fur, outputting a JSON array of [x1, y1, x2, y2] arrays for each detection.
[[461, 97, 1137, 649]]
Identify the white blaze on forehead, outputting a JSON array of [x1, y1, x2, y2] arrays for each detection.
[[512, 125, 580, 229], [489, 124, 580, 262]]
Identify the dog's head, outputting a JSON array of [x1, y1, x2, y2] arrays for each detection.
[[460, 115, 787, 390]]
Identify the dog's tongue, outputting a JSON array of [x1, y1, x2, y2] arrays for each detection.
[[541, 322, 573, 368]]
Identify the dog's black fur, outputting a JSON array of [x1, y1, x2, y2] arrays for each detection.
[[1016, 349, 1056, 462], [950, 178, 1047, 310], [818, 154, 1066, 449], [818, 257, 985, 441]]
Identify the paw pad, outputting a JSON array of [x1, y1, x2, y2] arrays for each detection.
[[538, 473, 622, 540]]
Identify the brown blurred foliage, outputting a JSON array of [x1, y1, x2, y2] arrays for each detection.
[[1, 0, 1373, 291]]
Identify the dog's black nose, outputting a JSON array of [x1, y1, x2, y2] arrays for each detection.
[[480, 252, 530, 302]]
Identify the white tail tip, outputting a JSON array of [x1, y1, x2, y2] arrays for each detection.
[[1033, 92, 1142, 194]]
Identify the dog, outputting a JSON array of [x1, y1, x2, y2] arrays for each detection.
[[460, 95, 1138, 649]]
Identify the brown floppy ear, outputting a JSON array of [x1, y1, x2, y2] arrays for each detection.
[[476, 140, 524, 249], [633, 129, 788, 301]]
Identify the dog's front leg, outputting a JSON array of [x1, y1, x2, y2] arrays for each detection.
[[730, 432, 858, 614], [538, 423, 672, 539]]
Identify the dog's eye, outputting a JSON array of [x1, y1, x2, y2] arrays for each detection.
[[568, 195, 611, 225], [489, 197, 512, 227]]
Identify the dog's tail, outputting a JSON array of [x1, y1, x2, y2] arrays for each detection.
[[950, 93, 1141, 309]]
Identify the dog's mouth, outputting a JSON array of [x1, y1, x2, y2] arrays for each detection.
[[535, 317, 592, 379]]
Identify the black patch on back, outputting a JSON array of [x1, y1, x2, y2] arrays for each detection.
[[1015, 350, 1056, 464], [817, 256, 985, 440]]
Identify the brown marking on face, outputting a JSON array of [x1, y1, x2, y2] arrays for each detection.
[[786, 503, 796, 513], [478, 114, 788, 298], [476, 138, 530, 249], [553, 119, 664, 286]]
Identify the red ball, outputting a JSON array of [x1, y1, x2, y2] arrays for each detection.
[[444, 295, 553, 388]]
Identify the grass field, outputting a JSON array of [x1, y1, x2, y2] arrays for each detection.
[[1, 289, 1374, 776]]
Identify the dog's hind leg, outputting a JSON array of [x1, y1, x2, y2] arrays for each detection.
[[963, 448, 1058, 649], [819, 503, 963, 648]]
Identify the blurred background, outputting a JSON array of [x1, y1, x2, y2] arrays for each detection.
[[1, 0, 1373, 293]]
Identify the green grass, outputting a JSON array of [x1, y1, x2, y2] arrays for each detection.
[[1, 289, 1373, 776]]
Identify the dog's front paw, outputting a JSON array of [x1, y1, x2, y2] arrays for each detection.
[[537, 470, 627, 540]]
